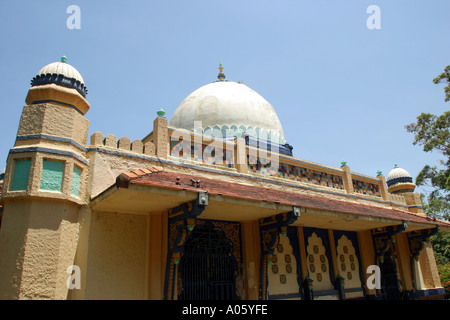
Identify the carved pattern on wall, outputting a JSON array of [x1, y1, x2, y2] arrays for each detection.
[[406, 227, 439, 259], [306, 232, 331, 289], [336, 234, 360, 289], [259, 211, 298, 300]]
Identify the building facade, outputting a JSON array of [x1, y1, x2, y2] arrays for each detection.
[[0, 58, 448, 300]]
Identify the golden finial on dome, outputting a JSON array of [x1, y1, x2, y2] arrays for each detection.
[[217, 61, 226, 81]]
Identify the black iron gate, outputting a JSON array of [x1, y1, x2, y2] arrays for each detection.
[[380, 253, 402, 300], [179, 223, 238, 300]]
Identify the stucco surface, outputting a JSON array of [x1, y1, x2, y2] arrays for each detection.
[[17, 104, 89, 146], [85, 211, 147, 299], [0, 200, 79, 299]]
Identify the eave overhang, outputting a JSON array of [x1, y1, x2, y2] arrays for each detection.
[[90, 167, 450, 232]]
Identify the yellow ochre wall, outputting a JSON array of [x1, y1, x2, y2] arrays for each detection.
[[70, 210, 168, 300], [0, 199, 79, 299], [83, 210, 147, 299]]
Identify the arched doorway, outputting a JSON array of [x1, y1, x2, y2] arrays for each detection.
[[178, 222, 238, 300]]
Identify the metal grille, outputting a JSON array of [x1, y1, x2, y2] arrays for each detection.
[[179, 224, 237, 300], [380, 254, 402, 300]]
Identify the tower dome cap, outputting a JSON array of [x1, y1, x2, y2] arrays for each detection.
[[30, 56, 88, 98]]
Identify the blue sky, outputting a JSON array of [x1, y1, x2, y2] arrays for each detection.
[[0, 0, 449, 194]]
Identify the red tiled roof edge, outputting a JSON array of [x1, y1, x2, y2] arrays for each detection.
[[116, 168, 450, 228], [116, 166, 164, 188]]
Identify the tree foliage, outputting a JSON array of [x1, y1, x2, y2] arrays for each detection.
[[405, 66, 450, 221], [409, 65, 450, 298], [432, 231, 450, 265], [433, 65, 450, 102]]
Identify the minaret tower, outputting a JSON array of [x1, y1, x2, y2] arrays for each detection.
[[0, 57, 90, 299], [386, 164, 425, 215], [386, 164, 416, 194]]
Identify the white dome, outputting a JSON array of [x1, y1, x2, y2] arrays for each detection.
[[169, 81, 286, 144], [387, 167, 412, 180], [30, 57, 88, 98], [37, 58, 84, 84], [386, 166, 413, 187]]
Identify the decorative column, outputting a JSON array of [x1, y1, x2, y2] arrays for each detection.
[[153, 110, 169, 159], [406, 227, 440, 292], [258, 208, 300, 300], [340, 162, 354, 194], [376, 171, 389, 200]]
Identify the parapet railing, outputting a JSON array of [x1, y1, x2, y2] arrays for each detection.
[[88, 127, 409, 207], [89, 131, 156, 156], [166, 128, 408, 206]]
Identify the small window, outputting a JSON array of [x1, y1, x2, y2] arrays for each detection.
[[40, 160, 64, 192], [70, 166, 82, 197], [10, 159, 31, 191]]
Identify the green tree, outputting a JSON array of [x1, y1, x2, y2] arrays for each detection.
[[432, 232, 450, 265], [405, 65, 450, 221], [433, 65, 450, 102], [407, 66, 450, 294]]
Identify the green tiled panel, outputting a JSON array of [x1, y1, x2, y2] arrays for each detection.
[[70, 166, 82, 196], [10, 159, 31, 191], [40, 160, 64, 192]]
